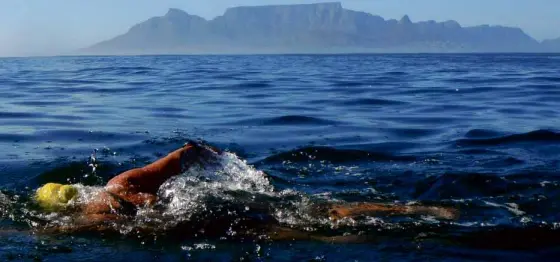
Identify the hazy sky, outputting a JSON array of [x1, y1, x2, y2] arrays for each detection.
[[1, 0, 559, 56]]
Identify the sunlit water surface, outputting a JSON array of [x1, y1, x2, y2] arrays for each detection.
[[1, 54, 559, 261]]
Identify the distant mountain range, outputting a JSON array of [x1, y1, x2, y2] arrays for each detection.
[[541, 37, 560, 52], [84, 2, 560, 54]]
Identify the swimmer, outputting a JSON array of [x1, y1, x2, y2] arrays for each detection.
[[35, 141, 218, 225], [34, 141, 458, 241]]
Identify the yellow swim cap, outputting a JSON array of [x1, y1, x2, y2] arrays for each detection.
[[35, 183, 78, 211]]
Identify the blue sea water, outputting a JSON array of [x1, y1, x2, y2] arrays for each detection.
[[0, 54, 559, 261]]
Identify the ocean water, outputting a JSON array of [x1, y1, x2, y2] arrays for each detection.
[[0, 54, 559, 261]]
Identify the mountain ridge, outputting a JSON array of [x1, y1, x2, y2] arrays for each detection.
[[84, 2, 559, 54], [541, 37, 560, 52]]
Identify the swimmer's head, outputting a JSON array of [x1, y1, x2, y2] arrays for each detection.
[[35, 183, 78, 211]]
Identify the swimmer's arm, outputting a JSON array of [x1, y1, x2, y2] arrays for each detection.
[[328, 203, 459, 220], [107, 146, 190, 190], [105, 144, 204, 198]]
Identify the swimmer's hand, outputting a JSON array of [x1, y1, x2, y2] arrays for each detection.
[[183, 140, 222, 166], [406, 205, 460, 220], [129, 192, 157, 207]]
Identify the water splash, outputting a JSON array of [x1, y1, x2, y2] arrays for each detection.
[[2, 150, 544, 244], [156, 152, 275, 221], [23, 152, 282, 235]]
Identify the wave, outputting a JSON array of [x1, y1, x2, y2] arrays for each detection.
[[456, 130, 560, 146], [445, 77, 509, 84], [527, 76, 560, 82], [0, 111, 45, 119], [75, 66, 155, 74], [46, 78, 104, 85], [455, 149, 508, 155], [451, 225, 560, 250], [383, 71, 408, 76], [412, 170, 560, 202], [227, 115, 341, 126], [262, 115, 339, 126], [464, 129, 505, 138], [229, 81, 272, 89], [412, 172, 510, 200], [10, 100, 68, 107], [329, 80, 365, 87], [0, 133, 34, 143], [260, 146, 416, 164], [334, 98, 408, 106]]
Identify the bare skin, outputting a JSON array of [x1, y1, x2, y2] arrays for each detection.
[[77, 143, 205, 218], [328, 202, 459, 221], [58, 142, 459, 240]]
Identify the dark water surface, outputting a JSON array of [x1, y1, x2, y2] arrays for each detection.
[[0, 54, 559, 261]]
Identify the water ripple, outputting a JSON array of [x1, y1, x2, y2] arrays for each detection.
[[0, 54, 559, 260]]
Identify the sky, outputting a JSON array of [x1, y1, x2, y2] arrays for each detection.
[[1, 0, 559, 56]]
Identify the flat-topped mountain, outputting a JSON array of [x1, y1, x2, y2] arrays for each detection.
[[85, 2, 554, 54], [542, 37, 560, 52]]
